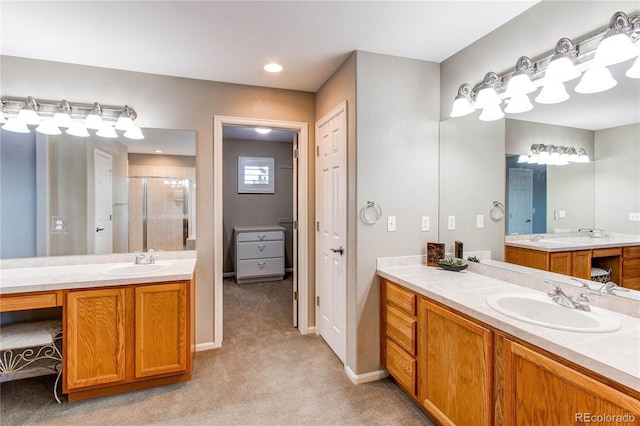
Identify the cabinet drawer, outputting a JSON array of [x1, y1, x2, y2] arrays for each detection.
[[623, 246, 640, 258], [0, 291, 61, 312], [236, 231, 283, 242], [237, 241, 284, 260], [386, 281, 417, 315], [622, 258, 640, 279], [386, 305, 417, 356], [592, 247, 621, 258], [386, 339, 416, 395], [237, 258, 284, 278]]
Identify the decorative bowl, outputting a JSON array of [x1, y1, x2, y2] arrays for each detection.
[[436, 259, 468, 272]]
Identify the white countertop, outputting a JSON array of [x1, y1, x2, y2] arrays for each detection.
[[505, 235, 640, 252], [0, 258, 196, 294], [377, 259, 640, 392]]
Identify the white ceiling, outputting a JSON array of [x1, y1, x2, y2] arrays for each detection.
[[0, 1, 539, 92]]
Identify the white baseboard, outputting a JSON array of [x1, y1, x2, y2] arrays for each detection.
[[344, 365, 389, 384], [195, 341, 219, 352]]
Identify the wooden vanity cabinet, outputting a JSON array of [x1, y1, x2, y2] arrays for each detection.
[[501, 338, 640, 425], [549, 250, 591, 279], [63, 280, 192, 401], [622, 246, 640, 290]]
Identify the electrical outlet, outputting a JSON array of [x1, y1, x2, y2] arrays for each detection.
[[421, 216, 430, 232], [51, 216, 68, 234], [387, 216, 396, 232], [476, 214, 484, 229], [447, 216, 455, 231], [630, 212, 640, 222]]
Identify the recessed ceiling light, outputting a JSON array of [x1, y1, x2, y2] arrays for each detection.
[[154, 149, 163, 154], [255, 127, 272, 134], [264, 63, 283, 73]]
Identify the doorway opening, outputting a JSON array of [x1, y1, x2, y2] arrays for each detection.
[[213, 116, 310, 348]]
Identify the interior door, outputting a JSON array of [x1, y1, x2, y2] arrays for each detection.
[[316, 103, 347, 363], [94, 149, 113, 254], [507, 168, 533, 235], [292, 133, 299, 328]]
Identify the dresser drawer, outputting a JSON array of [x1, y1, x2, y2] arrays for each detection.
[[237, 241, 284, 260], [237, 258, 284, 278], [236, 231, 283, 242], [386, 339, 417, 396], [386, 281, 417, 316], [386, 305, 417, 356]]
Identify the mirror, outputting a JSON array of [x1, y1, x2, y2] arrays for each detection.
[[0, 127, 196, 259]]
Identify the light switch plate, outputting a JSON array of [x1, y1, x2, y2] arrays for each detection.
[[387, 216, 396, 232], [448, 216, 455, 231], [476, 214, 484, 229], [630, 212, 640, 222], [421, 216, 430, 232]]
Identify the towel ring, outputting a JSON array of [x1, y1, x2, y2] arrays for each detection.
[[360, 201, 382, 225], [490, 201, 505, 222]]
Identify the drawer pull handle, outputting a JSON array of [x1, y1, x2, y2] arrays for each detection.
[[257, 262, 266, 267], [258, 245, 266, 250], [257, 235, 266, 240]]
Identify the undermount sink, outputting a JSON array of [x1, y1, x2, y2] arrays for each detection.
[[102, 262, 173, 276], [530, 239, 572, 246], [486, 292, 621, 333]]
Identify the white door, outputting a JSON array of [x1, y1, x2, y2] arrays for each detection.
[[292, 133, 299, 328], [508, 168, 533, 235], [316, 102, 347, 363], [94, 149, 113, 254]]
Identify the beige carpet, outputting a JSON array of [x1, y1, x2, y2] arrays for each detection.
[[0, 276, 433, 425]]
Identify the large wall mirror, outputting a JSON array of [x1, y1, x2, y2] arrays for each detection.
[[0, 127, 196, 259]]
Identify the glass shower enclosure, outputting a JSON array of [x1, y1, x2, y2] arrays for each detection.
[[128, 176, 195, 252]]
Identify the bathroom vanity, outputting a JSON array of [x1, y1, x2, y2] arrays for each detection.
[[0, 256, 196, 402], [505, 235, 640, 290], [378, 257, 640, 425]]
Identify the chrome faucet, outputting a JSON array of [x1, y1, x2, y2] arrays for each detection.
[[545, 281, 591, 311], [148, 249, 158, 264], [598, 281, 629, 294], [134, 249, 159, 265], [134, 253, 146, 264], [530, 234, 543, 242]]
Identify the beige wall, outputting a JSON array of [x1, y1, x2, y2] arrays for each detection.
[[1, 55, 316, 347]]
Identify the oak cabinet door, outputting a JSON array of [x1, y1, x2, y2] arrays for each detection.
[[420, 299, 493, 426], [135, 283, 187, 378], [65, 288, 126, 390], [549, 252, 572, 275], [503, 340, 640, 425]]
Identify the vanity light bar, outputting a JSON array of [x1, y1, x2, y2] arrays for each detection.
[[450, 11, 640, 119], [1, 96, 137, 123]]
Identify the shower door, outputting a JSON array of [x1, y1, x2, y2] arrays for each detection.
[[129, 176, 191, 252]]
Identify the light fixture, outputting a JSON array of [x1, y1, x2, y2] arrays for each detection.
[[264, 63, 284, 73], [124, 125, 144, 140], [96, 122, 118, 138], [255, 127, 272, 134], [576, 148, 590, 163], [17, 96, 41, 125], [0, 100, 6, 124], [35, 120, 62, 136], [575, 65, 617, 94], [84, 102, 103, 130], [450, 11, 640, 122], [524, 144, 590, 166], [593, 12, 639, 67], [154, 150, 163, 154], [478, 103, 504, 121], [449, 84, 475, 117], [517, 154, 529, 163], [1, 96, 141, 138], [66, 122, 90, 137], [52, 100, 72, 128]]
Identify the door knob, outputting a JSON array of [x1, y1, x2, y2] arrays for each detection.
[[96, 227, 105, 232], [330, 246, 344, 255]]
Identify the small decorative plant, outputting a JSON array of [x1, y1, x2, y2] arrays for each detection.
[[438, 257, 465, 266], [467, 255, 481, 263]]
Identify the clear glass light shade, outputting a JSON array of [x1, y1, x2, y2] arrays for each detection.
[[575, 66, 617, 94], [17, 109, 41, 125], [52, 112, 72, 128], [517, 155, 529, 163], [35, 120, 62, 136], [478, 103, 504, 121], [544, 56, 581, 83], [450, 96, 475, 117], [474, 87, 501, 109], [626, 56, 640, 79], [535, 81, 569, 104], [506, 73, 536, 96], [84, 113, 103, 130], [593, 33, 639, 67], [115, 115, 134, 131], [2, 117, 30, 133], [66, 122, 90, 137], [96, 123, 118, 138], [124, 125, 144, 140], [504, 94, 534, 114]]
